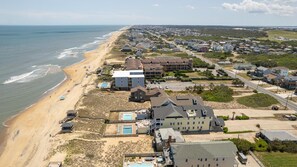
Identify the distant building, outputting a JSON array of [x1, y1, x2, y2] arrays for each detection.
[[260, 130, 297, 143], [143, 64, 164, 79], [121, 45, 132, 52], [233, 63, 256, 70], [163, 141, 238, 167], [154, 128, 185, 151], [252, 66, 271, 78], [112, 70, 145, 90], [141, 57, 193, 72], [281, 76, 297, 90]]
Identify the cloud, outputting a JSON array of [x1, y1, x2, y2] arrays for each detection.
[[222, 0, 297, 16], [186, 5, 195, 10], [153, 4, 159, 7]]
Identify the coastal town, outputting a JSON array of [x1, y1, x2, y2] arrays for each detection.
[[1, 25, 297, 167]]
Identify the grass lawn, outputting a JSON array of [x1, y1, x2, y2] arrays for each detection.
[[255, 152, 297, 167], [239, 54, 297, 70], [185, 72, 203, 78], [237, 73, 252, 80], [237, 93, 279, 108], [259, 30, 297, 41], [201, 85, 233, 102]]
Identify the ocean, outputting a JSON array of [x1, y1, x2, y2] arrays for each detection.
[[0, 25, 124, 126]]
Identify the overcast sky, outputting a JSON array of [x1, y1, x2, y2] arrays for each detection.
[[0, 0, 297, 26]]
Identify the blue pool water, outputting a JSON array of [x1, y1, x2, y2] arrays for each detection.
[[128, 162, 154, 167], [101, 82, 108, 88], [123, 125, 132, 134], [123, 113, 133, 120]]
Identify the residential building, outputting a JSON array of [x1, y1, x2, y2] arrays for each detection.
[[233, 63, 256, 70], [154, 128, 185, 151], [163, 141, 238, 167], [143, 64, 164, 79], [129, 86, 167, 102], [112, 70, 145, 90], [141, 57, 193, 72], [150, 95, 224, 133], [281, 76, 297, 90], [252, 66, 271, 78], [259, 130, 297, 143], [121, 45, 132, 52], [125, 58, 143, 70]]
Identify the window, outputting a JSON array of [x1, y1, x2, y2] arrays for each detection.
[[216, 164, 219, 167], [205, 158, 207, 161], [177, 122, 179, 125], [216, 158, 218, 161], [193, 127, 195, 129], [187, 122, 190, 125], [188, 127, 190, 129], [202, 121, 204, 124], [170, 123, 172, 125], [208, 164, 210, 167], [193, 122, 195, 124], [178, 127, 180, 130], [222, 158, 225, 161], [186, 159, 188, 162]]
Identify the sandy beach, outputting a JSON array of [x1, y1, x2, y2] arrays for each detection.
[[0, 28, 126, 167]]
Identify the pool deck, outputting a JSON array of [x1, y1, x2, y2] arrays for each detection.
[[105, 123, 136, 135]]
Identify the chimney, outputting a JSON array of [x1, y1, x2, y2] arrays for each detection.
[[167, 135, 172, 148]]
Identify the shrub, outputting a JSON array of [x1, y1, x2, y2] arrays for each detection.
[[255, 138, 268, 152], [223, 127, 228, 133], [235, 115, 250, 120], [218, 115, 229, 121], [229, 138, 255, 154]]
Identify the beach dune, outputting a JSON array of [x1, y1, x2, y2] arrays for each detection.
[[0, 28, 126, 167]]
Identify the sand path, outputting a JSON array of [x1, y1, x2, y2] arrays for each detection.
[[0, 28, 126, 167]]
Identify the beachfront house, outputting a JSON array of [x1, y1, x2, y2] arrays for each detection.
[[163, 141, 238, 167], [112, 70, 145, 90], [150, 95, 225, 133], [129, 86, 167, 102]]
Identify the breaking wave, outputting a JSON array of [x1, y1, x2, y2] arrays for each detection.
[[56, 32, 113, 59], [3, 64, 61, 84]]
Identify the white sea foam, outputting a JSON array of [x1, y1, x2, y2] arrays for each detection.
[[56, 32, 112, 60], [3, 64, 61, 84]]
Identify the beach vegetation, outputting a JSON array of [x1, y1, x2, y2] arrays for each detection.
[[237, 93, 279, 108], [201, 85, 233, 102]]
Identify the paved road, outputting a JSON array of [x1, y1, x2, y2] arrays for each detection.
[[148, 31, 297, 111]]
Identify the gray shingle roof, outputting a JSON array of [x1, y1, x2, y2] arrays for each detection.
[[170, 141, 238, 161], [261, 130, 297, 142]]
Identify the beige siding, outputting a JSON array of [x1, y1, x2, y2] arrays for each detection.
[[160, 117, 212, 132]]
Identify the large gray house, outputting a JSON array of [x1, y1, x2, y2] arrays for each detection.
[[150, 95, 225, 133], [163, 141, 238, 167]]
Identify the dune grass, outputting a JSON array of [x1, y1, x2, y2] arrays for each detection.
[[237, 93, 278, 108]]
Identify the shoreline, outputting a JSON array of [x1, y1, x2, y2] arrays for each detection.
[[0, 27, 127, 166]]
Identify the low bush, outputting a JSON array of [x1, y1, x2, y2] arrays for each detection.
[[223, 127, 228, 133], [218, 115, 229, 121], [235, 115, 250, 120]]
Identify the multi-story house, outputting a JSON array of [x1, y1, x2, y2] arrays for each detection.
[[163, 141, 238, 167], [112, 70, 145, 90], [141, 57, 193, 72], [150, 95, 224, 133]]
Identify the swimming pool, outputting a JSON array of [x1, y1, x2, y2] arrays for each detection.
[[101, 82, 108, 88], [123, 125, 133, 134], [127, 162, 154, 167], [122, 113, 133, 120]]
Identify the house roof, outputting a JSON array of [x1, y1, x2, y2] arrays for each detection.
[[112, 70, 144, 78], [170, 141, 238, 161], [130, 86, 147, 93], [261, 130, 297, 142], [153, 102, 215, 119], [157, 128, 185, 143], [150, 95, 203, 107], [125, 58, 143, 70]]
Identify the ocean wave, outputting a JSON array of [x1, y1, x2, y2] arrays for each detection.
[[2, 64, 61, 84], [56, 32, 113, 59]]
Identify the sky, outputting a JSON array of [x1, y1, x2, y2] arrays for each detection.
[[0, 0, 297, 26]]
